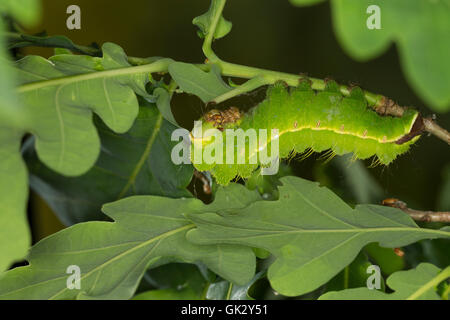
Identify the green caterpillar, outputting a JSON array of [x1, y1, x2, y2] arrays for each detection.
[[190, 80, 422, 185]]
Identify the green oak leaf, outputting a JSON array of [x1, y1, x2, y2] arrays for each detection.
[[320, 263, 450, 300], [0, 30, 23, 274], [0, 184, 260, 300], [0, 22, 22, 128], [290, 0, 450, 112], [0, 0, 42, 127], [316, 156, 402, 275], [193, 0, 232, 40], [0, 0, 41, 272], [186, 176, 450, 296], [15, 42, 164, 176], [168, 62, 231, 103], [0, 129, 29, 272], [0, 42, 169, 271], [24, 104, 193, 225]]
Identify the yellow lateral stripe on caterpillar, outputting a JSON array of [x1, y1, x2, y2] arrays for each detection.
[[190, 80, 423, 185]]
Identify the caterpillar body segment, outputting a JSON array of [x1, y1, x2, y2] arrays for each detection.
[[190, 81, 420, 185]]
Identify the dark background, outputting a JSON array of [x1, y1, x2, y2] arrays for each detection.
[[24, 0, 450, 239]]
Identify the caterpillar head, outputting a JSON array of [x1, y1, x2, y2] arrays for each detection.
[[203, 107, 242, 130]]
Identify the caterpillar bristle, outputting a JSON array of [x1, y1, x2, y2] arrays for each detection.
[[297, 148, 314, 161], [232, 174, 242, 184], [368, 156, 382, 168], [318, 150, 336, 164], [285, 150, 297, 164], [350, 153, 359, 163], [317, 149, 332, 161], [376, 158, 384, 167]]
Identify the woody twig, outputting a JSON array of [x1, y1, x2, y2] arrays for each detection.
[[375, 97, 450, 146], [382, 198, 450, 223]]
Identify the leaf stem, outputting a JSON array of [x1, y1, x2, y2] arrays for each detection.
[[201, 0, 227, 64], [226, 282, 233, 300], [17, 58, 174, 93], [423, 117, 450, 146]]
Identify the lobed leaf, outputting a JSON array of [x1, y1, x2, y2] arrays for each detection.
[[15, 42, 162, 176], [24, 104, 194, 225], [0, 129, 30, 272], [186, 176, 450, 296], [0, 42, 170, 271], [0, 184, 260, 299], [0, 0, 41, 272]]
